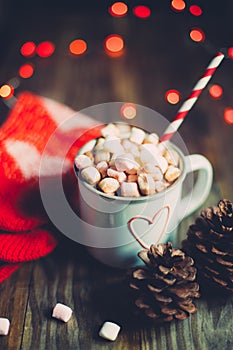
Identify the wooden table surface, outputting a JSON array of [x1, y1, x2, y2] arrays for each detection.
[[0, 1, 233, 349]]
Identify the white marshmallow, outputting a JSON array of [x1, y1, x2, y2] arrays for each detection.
[[164, 149, 180, 166], [120, 182, 140, 197], [140, 144, 168, 173], [154, 180, 167, 193], [0, 318, 10, 336], [81, 166, 101, 185], [140, 164, 163, 181], [75, 154, 92, 170], [107, 168, 127, 183], [99, 178, 120, 194], [101, 123, 119, 138], [140, 143, 160, 163], [94, 150, 110, 163], [115, 153, 140, 172], [52, 303, 72, 323], [99, 321, 121, 341], [143, 133, 159, 145], [157, 142, 167, 155], [165, 165, 181, 182], [103, 136, 124, 154], [116, 123, 131, 138], [95, 137, 105, 151], [138, 173, 155, 195], [96, 161, 108, 178], [130, 127, 146, 145], [84, 151, 94, 162], [79, 139, 96, 154]]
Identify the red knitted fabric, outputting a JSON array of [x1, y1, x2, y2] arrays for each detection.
[[0, 91, 101, 283]]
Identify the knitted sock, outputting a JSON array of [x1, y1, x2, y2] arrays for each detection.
[[0, 91, 101, 283]]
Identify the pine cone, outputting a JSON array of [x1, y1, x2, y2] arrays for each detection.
[[182, 199, 233, 292], [129, 242, 200, 322]]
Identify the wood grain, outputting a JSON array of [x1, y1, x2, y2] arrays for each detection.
[[0, 3, 233, 349]]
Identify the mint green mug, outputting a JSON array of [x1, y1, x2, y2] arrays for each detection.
[[75, 141, 213, 268]]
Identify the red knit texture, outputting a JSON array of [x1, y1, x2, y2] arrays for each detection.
[[0, 91, 102, 283]]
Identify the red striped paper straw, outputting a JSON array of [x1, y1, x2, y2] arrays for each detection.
[[160, 52, 225, 143]]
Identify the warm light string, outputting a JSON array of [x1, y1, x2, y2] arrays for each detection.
[[0, 1, 232, 123]]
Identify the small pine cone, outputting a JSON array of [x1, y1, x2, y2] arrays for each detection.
[[182, 199, 233, 292], [129, 242, 200, 322]]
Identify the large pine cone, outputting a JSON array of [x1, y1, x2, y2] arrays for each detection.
[[129, 242, 200, 322], [182, 199, 233, 292]]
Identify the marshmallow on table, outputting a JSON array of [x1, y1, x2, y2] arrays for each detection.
[[52, 303, 72, 323], [99, 321, 121, 341], [0, 318, 10, 336]]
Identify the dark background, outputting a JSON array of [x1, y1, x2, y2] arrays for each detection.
[[0, 1, 232, 190], [0, 2, 233, 349]]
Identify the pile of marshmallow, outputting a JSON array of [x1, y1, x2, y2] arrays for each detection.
[[75, 123, 181, 197]]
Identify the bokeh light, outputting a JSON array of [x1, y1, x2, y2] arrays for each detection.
[[209, 84, 223, 99], [104, 34, 124, 56], [109, 2, 128, 17], [133, 5, 151, 18], [36, 41, 55, 58], [69, 39, 87, 55], [0, 84, 14, 99], [120, 103, 137, 119], [20, 41, 36, 57], [171, 0, 186, 12], [189, 28, 205, 42], [19, 63, 34, 78], [224, 108, 233, 125], [165, 90, 181, 104], [189, 5, 202, 16], [228, 47, 233, 59]]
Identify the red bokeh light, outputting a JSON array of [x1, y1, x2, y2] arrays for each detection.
[[224, 108, 233, 125], [0, 84, 14, 99], [171, 0, 186, 12], [19, 63, 34, 78], [209, 84, 223, 99], [69, 39, 87, 55], [120, 103, 137, 119], [190, 28, 205, 42], [189, 5, 202, 16], [20, 41, 36, 57], [104, 34, 124, 56], [36, 41, 55, 58], [165, 90, 181, 104], [133, 5, 151, 18], [228, 47, 233, 59], [109, 2, 128, 17]]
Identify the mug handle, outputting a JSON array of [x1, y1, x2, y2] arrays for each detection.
[[178, 154, 213, 220]]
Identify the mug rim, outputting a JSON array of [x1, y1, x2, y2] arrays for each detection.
[[74, 139, 186, 203]]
